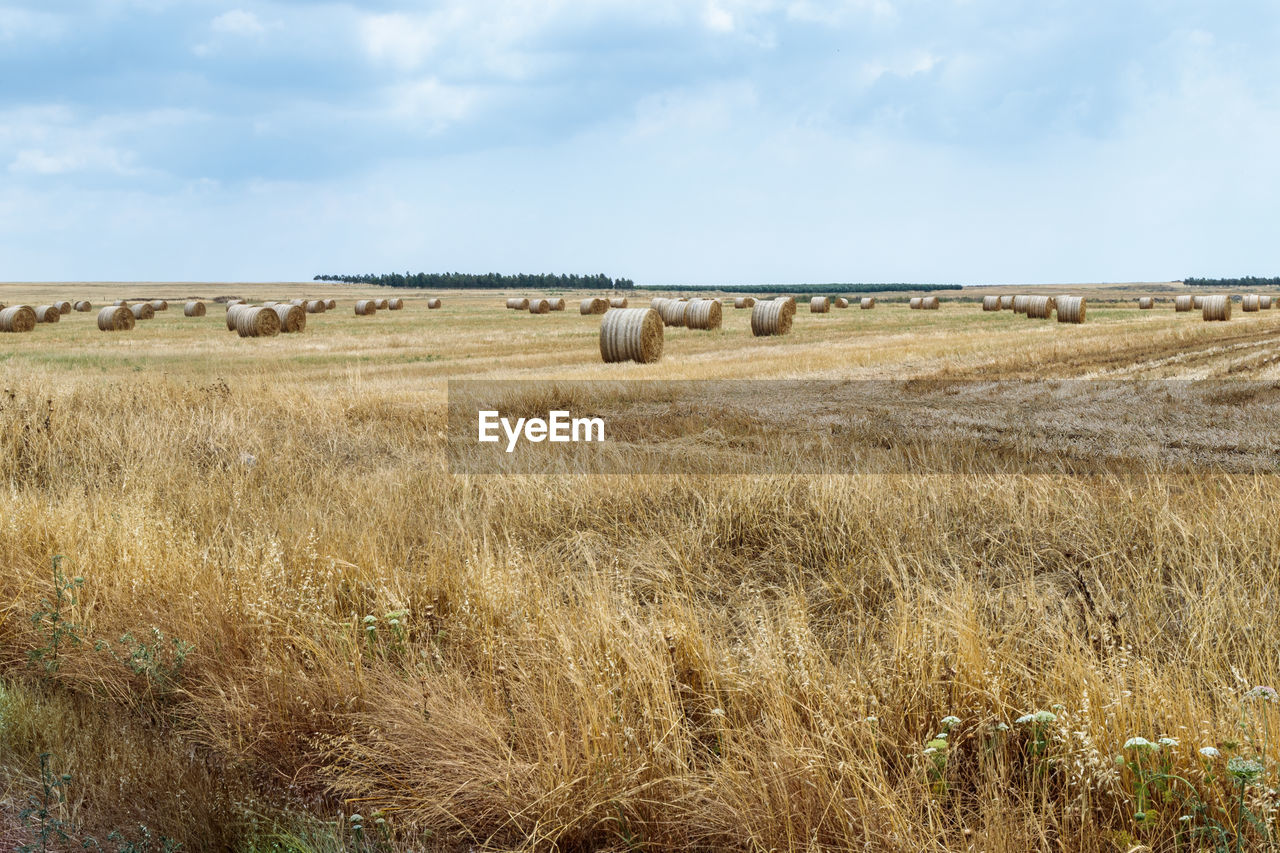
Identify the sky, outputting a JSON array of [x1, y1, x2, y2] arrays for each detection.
[[0, 1, 1277, 285]]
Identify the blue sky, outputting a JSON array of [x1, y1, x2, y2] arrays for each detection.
[[1, 1, 1277, 285]]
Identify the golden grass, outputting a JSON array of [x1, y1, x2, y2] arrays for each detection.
[[2, 283, 1280, 850]]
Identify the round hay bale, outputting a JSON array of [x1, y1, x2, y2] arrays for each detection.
[[529, 298, 550, 314], [860, 297, 875, 309], [375, 298, 389, 310], [655, 298, 688, 327], [325, 299, 336, 310], [1012, 295, 1031, 314], [96, 305, 134, 331], [734, 297, 756, 309], [580, 297, 609, 315], [1192, 295, 1204, 309], [982, 295, 1001, 311], [999, 295, 1015, 309], [226, 303, 248, 330], [150, 300, 168, 311], [1056, 296, 1086, 324], [751, 299, 793, 336], [73, 300, 92, 312], [305, 300, 326, 314], [236, 306, 281, 337], [355, 300, 377, 316], [1261, 295, 1273, 310], [685, 298, 722, 330], [183, 300, 207, 317], [272, 303, 306, 333], [1138, 297, 1154, 310], [427, 298, 442, 309], [0, 305, 37, 333], [810, 296, 830, 313], [1202, 294, 1231, 322], [1242, 294, 1261, 312], [55, 301, 71, 315], [1026, 296, 1055, 319], [921, 296, 940, 310], [506, 297, 529, 309], [112, 299, 129, 307], [548, 298, 566, 311], [834, 297, 849, 308], [387, 298, 404, 310], [609, 297, 629, 308], [289, 299, 306, 308], [1174, 295, 1193, 312], [909, 297, 923, 309], [600, 308, 663, 363], [130, 302, 155, 321], [35, 305, 61, 323]]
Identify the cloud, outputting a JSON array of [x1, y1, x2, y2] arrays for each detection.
[[210, 10, 266, 38]]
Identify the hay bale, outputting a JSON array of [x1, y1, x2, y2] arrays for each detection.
[[909, 297, 922, 309], [273, 303, 306, 333], [751, 299, 794, 336], [355, 300, 377, 316], [1202, 294, 1231, 322], [183, 300, 206, 317], [73, 300, 92, 312], [834, 297, 849, 308], [1138, 297, 1154, 309], [289, 299, 306, 308], [236, 306, 281, 337], [150, 300, 168, 311], [375, 298, 389, 310], [860, 297, 875, 309], [921, 296, 940, 310], [549, 298, 566, 311], [388, 298, 404, 310], [34, 305, 61, 323], [1026, 296, 1055, 319], [609, 297, 629, 308], [685, 298, 722, 330], [734, 297, 757, 309], [1056, 296, 1086, 324], [1193, 295, 1204, 309], [225, 303, 247, 331], [1012, 295, 1031, 314], [1262, 295, 1273, 310], [130, 302, 155, 321], [529, 298, 550, 314], [982, 295, 1001, 311], [0, 305, 36, 333], [810, 296, 830, 313], [655, 298, 688, 327], [999, 295, 1015, 309], [1242, 294, 1261, 312], [55, 301, 71, 315], [305, 300, 326, 314], [325, 299, 336, 310], [507, 298, 529, 310], [96, 305, 134, 331], [600, 308, 663, 363], [112, 300, 129, 307], [580, 297, 609, 315], [1174, 295, 1193, 312], [427, 298, 442, 309]]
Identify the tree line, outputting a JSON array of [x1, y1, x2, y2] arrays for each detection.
[[1183, 276, 1280, 288], [313, 272, 635, 290]]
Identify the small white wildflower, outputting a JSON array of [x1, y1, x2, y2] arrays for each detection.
[[1016, 714, 1034, 724], [1124, 736, 1158, 752], [1200, 746, 1221, 759], [934, 731, 948, 740], [709, 708, 726, 717], [1246, 686, 1279, 702], [993, 722, 1009, 732], [1033, 710, 1057, 724], [1159, 737, 1179, 747], [1179, 815, 1192, 823], [923, 747, 938, 755], [865, 716, 878, 724], [940, 715, 961, 728]]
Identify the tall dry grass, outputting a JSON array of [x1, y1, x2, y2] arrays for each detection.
[[0, 367, 1278, 850]]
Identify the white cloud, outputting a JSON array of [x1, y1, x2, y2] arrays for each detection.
[[211, 9, 266, 38], [383, 77, 482, 130]]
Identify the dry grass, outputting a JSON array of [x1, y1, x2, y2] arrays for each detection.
[[1, 283, 1280, 851]]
